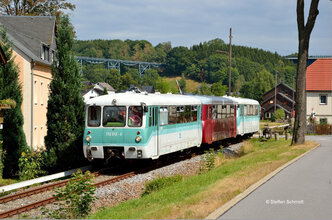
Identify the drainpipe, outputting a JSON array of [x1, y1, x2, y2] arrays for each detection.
[[31, 60, 35, 148]]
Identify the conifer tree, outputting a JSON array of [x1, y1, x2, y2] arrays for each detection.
[[0, 29, 28, 177], [45, 15, 85, 171], [179, 73, 187, 93]]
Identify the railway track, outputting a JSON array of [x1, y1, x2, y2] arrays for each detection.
[[0, 139, 242, 219], [0, 171, 136, 219]]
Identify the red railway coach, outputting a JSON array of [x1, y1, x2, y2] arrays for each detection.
[[190, 95, 237, 144]]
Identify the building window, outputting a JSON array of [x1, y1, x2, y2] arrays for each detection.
[[320, 95, 327, 105], [51, 50, 55, 62], [41, 44, 50, 61], [40, 126, 44, 147], [34, 126, 38, 148], [265, 112, 271, 118], [34, 80, 38, 105], [320, 118, 328, 125], [40, 81, 44, 105]]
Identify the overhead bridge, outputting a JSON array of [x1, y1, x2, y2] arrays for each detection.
[[76, 56, 166, 75]]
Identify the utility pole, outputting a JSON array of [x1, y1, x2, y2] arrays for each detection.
[[228, 28, 232, 96], [274, 71, 278, 113], [292, 77, 294, 118]]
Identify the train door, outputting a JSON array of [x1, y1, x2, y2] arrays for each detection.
[[239, 104, 245, 135], [242, 105, 247, 135], [206, 105, 213, 144], [149, 106, 159, 158]]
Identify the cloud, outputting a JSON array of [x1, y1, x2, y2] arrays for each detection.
[[68, 0, 332, 55]]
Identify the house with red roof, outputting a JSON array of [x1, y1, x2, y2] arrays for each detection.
[[306, 58, 332, 124]]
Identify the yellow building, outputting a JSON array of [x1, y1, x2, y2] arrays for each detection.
[[0, 16, 56, 150]]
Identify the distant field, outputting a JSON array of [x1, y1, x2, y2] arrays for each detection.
[[164, 77, 201, 93]]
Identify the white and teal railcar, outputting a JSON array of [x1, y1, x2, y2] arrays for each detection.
[[225, 96, 260, 136], [83, 93, 202, 162]]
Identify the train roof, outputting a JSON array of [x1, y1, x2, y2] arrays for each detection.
[[223, 96, 260, 105], [85, 92, 201, 106], [186, 95, 235, 104]]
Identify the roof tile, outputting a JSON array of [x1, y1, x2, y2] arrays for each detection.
[[306, 59, 332, 91]]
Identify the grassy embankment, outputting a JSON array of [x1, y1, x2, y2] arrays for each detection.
[[0, 178, 18, 187], [164, 77, 201, 93], [90, 138, 317, 219]]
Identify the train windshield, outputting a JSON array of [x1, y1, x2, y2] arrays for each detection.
[[87, 106, 101, 127], [103, 106, 126, 127], [128, 106, 143, 127]]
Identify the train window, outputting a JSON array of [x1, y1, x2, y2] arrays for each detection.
[[212, 105, 217, 119], [230, 105, 235, 117], [159, 107, 168, 125], [128, 106, 143, 127], [103, 106, 126, 127], [154, 107, 157, 126], [184, 106, 191, 123], [191, 106, 197, 121], [149, 108, 153, 127], [249, 105, 253, 115], [221, 105, 227, 118], [244, 105, 247, 116], [177, 106, 184, 123], [169, 106, 177, 124], [88, 106, 101, 127], [206, 105, 213, 120], [217, 105, 222, 119], [226, 105, 231, 118]]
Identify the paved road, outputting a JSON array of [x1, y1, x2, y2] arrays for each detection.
[[219, 135, 332, 220]]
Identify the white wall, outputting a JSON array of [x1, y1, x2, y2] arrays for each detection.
[[306, 91, 332, 124]]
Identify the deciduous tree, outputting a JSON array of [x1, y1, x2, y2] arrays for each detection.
[[292, 0, 319, 145], [106, 69, 122, 92], [211, 81, 227, 96], [0, 0, 75, 17]]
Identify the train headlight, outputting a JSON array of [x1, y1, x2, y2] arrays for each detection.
[[86, 135, 91, 142], [135, 136, 141, 143]]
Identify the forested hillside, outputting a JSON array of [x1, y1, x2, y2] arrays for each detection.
[[73, 38, 296, 101]]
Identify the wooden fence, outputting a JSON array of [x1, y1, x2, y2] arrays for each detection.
[[306, 124, 332, 135]]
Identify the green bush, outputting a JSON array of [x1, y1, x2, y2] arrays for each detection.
[[18, 149, 45, 180], [142, 175, 183, 196], [42, 170, 96, 219], [0, 140, 5, 178], [200, 148, 216, 173], [271, 108, 285, 122]]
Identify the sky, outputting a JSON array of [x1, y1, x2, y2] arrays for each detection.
[[67, 0, 332, 56]]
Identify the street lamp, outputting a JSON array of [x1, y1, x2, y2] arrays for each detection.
[[216, 50, 231, 96]]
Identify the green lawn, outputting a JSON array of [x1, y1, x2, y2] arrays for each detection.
[[90, 139, 317, 219]]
